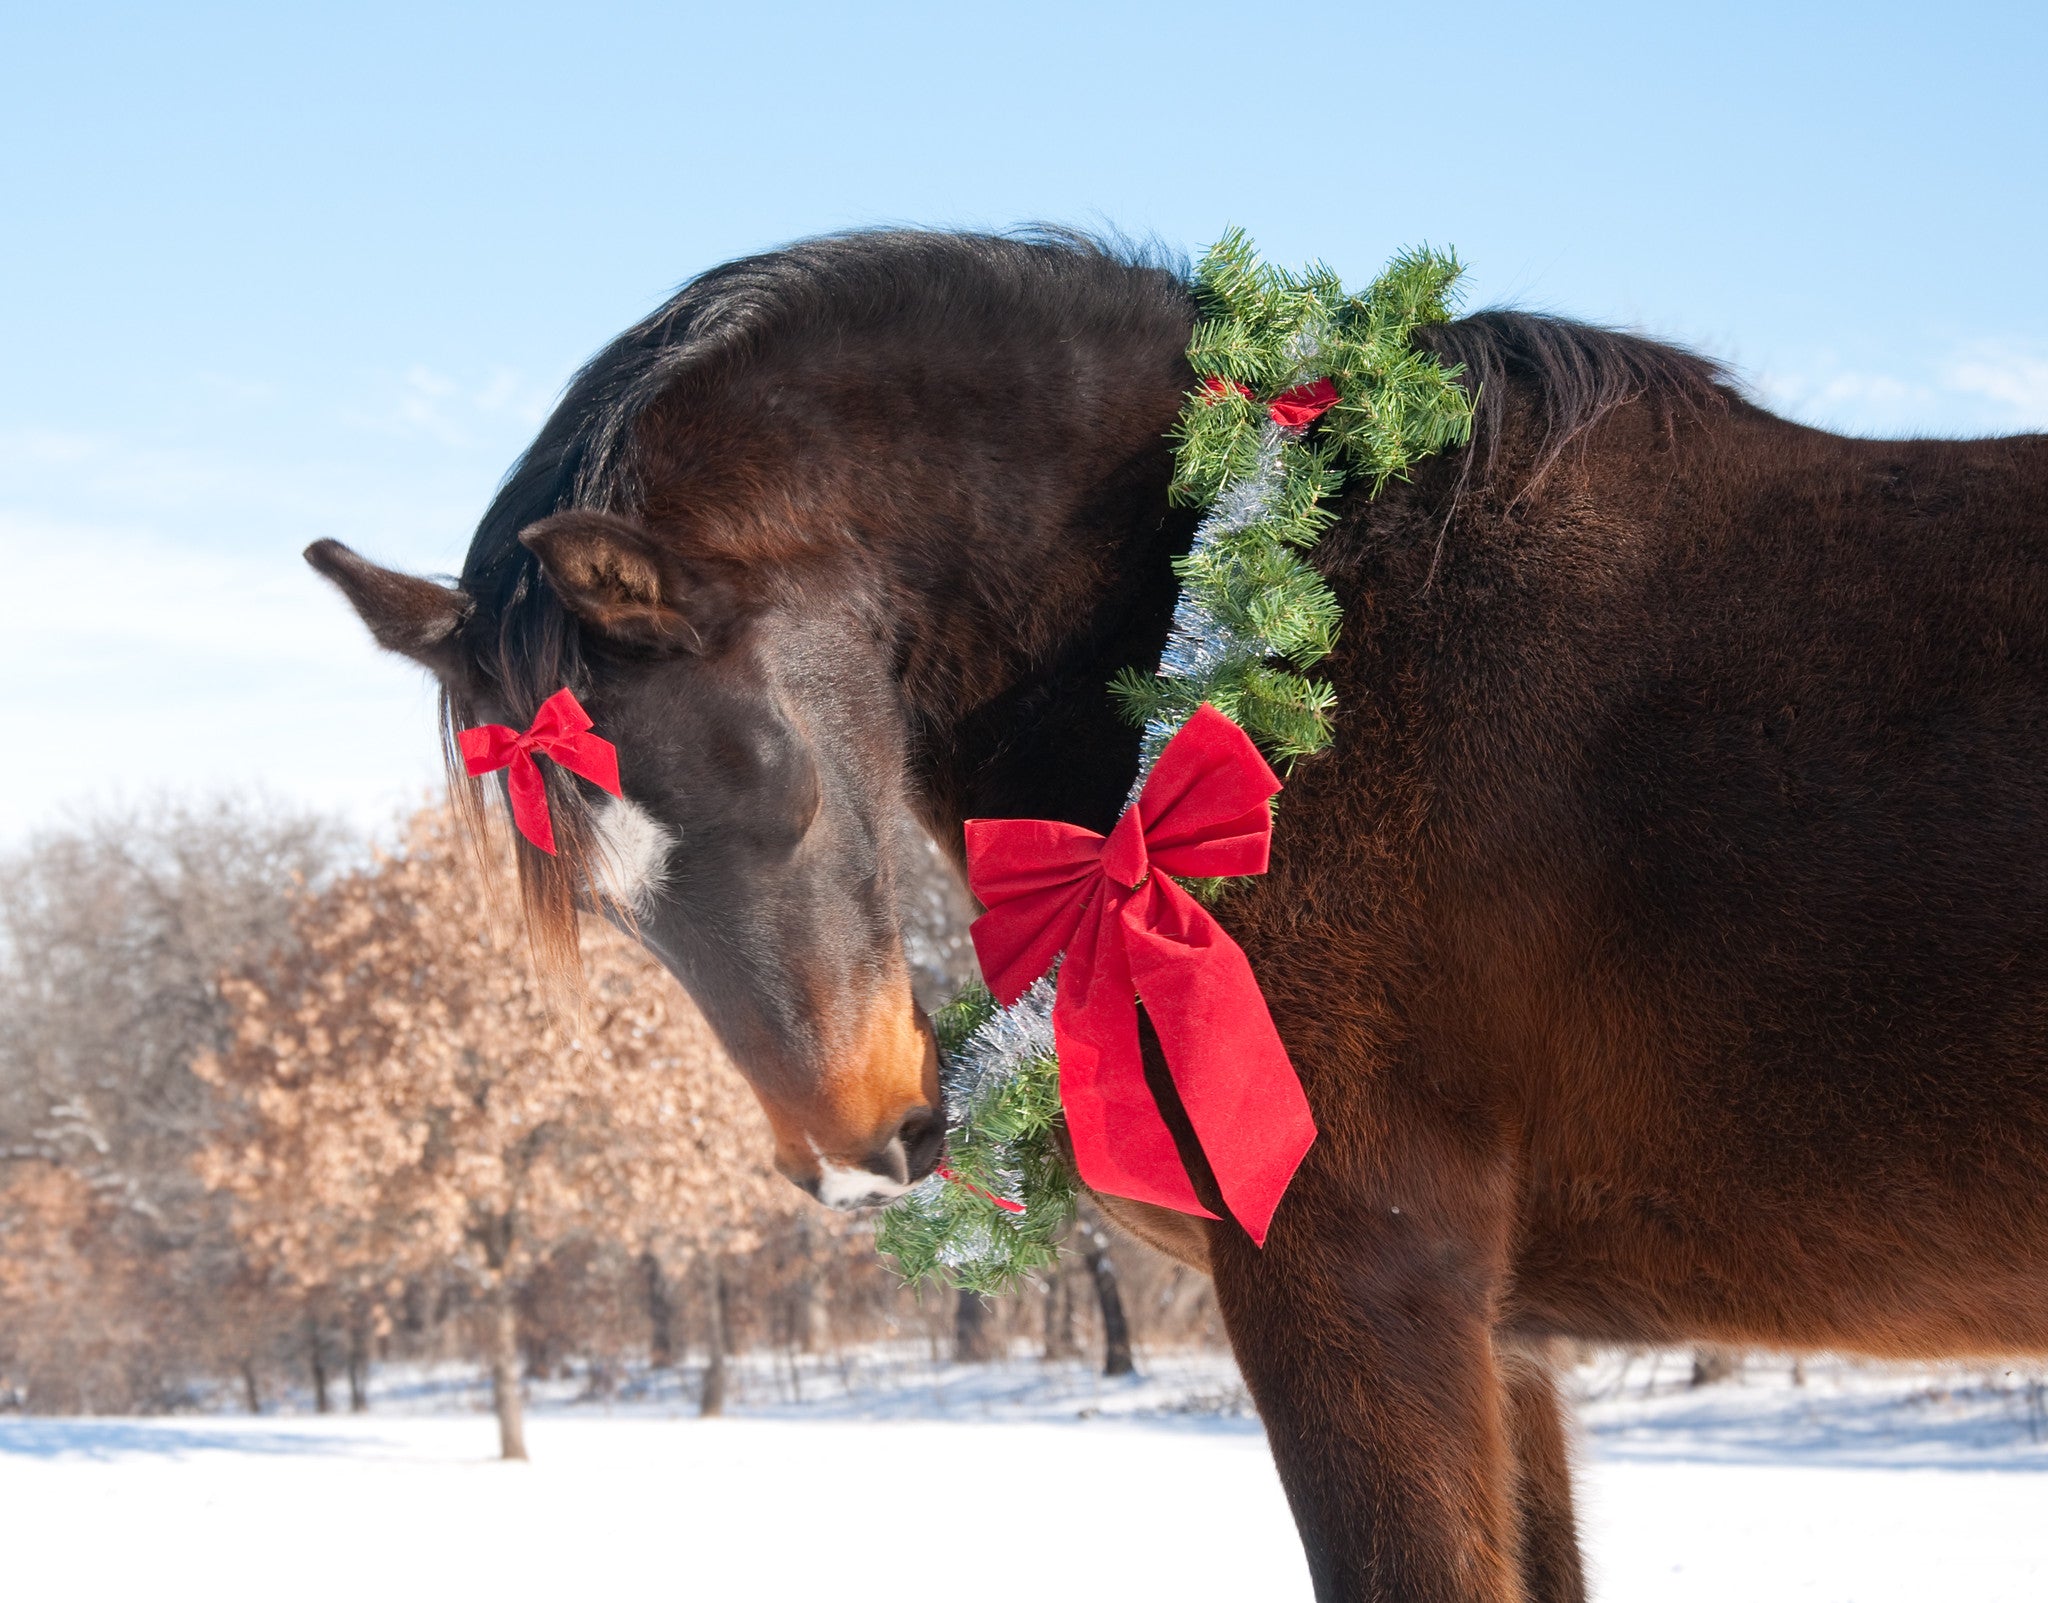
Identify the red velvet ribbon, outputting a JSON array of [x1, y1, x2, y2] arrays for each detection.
[[935, 1163, 1027, 1215], [458, 688, 622, 855], [1201, 374, 1342, 430], [964, 705, 1317, 1244]]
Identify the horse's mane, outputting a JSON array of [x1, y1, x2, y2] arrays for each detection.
[[1417, 309, 1733, 496], [446, 229, 1736, 979]]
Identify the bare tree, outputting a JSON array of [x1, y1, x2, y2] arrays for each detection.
[[640, 1251, 678, 1370], [0, 799, 341, 1410], [698, 1254, 731, 1417], [1077, 1201, 1135, 1378], [953, 1290, 1000, 1362], [1042, 1258, 1081, 1361], [1690, 1345, 1742, 1387]]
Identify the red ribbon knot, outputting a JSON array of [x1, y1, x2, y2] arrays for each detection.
[[457, 687, 622, 855], [964, 705, 1317, 1245], [1201, 374, 1342, 431]]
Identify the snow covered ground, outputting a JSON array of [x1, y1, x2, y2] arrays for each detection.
[[3, 1350, 2043, 1602]]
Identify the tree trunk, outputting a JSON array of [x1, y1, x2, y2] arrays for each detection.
[[346, 1312, 369, 1413], [803, 1279, 829, 1352], [1690, 1345, 1741, 1388], [641, 1252, 676, 1369], [789, 1218, 827, 1352], [698, 1256, 729, 1418], [239, 1359, 262, 1415], [1080, 1211, 1135, 1378], [488, 1280, 528, 1459], [954, 1289, 999, 1362], [1042, 1262, 1079, 1361], [306, 1313, 330, 1413], [787, 1269, 822, 1355]]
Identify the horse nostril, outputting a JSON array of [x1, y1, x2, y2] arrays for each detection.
[[862, 1132, 911, 1187], [825, 1109, 946, 1202], [893, 1106, 945, 1181]]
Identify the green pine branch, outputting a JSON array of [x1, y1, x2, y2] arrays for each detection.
[[874, 983, 1076, 1293]]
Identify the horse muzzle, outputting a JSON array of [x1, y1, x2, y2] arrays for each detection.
[[783, 1099, 945, 1211]]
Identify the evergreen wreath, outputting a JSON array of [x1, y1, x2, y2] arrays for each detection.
[[876, 232, 1474, 1292]]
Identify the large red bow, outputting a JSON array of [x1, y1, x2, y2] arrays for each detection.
[[964, 705, 1317, 1244], [458, 688, 622, 855]]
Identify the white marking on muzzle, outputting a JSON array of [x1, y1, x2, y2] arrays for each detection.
[[810, 1143, 912, 1211], [588, 795, 673, 916]]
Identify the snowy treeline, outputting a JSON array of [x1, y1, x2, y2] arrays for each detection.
[[0, 799, 1222, 1433]]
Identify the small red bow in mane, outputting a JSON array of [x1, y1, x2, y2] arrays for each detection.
[[1201, 374, 1342, 431], [458, 688, 622, 855], [964, 705, 1317, 1244]]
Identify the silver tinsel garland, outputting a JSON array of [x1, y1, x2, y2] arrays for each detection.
[[1138, 420, 1294, 780]]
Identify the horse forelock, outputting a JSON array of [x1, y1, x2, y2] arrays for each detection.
[[436, 590, 601, 999]]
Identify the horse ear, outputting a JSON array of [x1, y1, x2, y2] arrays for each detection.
[[304, 540, 472, 681], [517, 509, 749, 654]]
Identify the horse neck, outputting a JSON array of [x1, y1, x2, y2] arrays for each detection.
[[864, 348, 1198, 844]]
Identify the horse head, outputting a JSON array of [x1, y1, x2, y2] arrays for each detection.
[[306, 511, 943, 1208], [307, 231, 1197, 1211]]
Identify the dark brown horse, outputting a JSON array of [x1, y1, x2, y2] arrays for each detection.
[[310, 230, 2048, 1601]]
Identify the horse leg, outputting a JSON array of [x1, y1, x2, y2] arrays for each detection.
[[1209, 1184, 1523, 1602], [1500, 1342, 1585, 1603]]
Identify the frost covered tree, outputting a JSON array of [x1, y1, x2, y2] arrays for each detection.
[[0, 801, 339, 1410]]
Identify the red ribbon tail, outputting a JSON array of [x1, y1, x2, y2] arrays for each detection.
[[935, 1164, 1026, 1215], [545, 729, 623, 797], [1124, 880, 1316, 1246], [505, 748, 556, 855], [1054, 901, 1217, 1220]]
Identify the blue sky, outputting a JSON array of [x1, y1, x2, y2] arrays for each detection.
[[4, 1, 2043, 841]]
